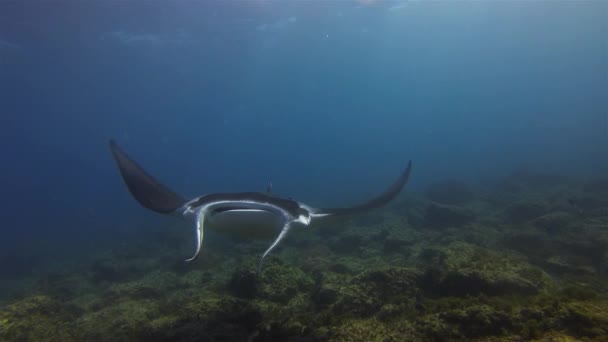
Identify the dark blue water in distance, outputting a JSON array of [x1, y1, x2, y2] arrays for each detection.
[[0, 1, 607, 340]]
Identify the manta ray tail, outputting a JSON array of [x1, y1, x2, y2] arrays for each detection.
[[318, 160, 412, 216], [109, 140, 186, 214]]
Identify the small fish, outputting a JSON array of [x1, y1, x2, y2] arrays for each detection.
[[109, 140, 412, 272]]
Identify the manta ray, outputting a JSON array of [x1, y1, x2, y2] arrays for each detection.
[[109, 140, 412, 272]]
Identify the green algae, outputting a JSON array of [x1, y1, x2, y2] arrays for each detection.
[[420, 241, 553, 297], [257, 259, 315, 303], [79, 299, 161, 341], [0, 295, 82, 342]]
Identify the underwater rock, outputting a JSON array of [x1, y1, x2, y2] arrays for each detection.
[[80, 298, 163, 341], [141, 295, 263, 342], [543, 256, 596, 276], [328, 263, 352, 274], [533, 211, 575, 233], [420, 242, 551, 297], [504, 201, 549, 224], [0, 295, 82, 341], [315, 223, 349, 238], [560, 236, 608, 261], [554, 237, 608, 275], [299, 246, 333, 274], [406, 206, 426, 228], [570, 195, 608, 212], [424, 203, 475, 229], [426, 180, 475, 205], [331, 319, 415, 341], [313, 287, 338, 310], [501, 169, 569, 191], [499, 232, 555, 261], [332, 267, 420, 318], [438, 304, 514, 338], [582, 178, 608, 194], [257, 260, 315, 303], [89, 257, 139, 283], [328, 234, 364, 254], [560, 301, 608, 338], [103, 271, 183, 303], [369, 229, 390, 242], [34, 272, 86, 299], [252, 320, 323, 342], [376, 304, 402, 322], [586, 206, 608, 217], [229, 269, 258, 299], [383, 237, 413, 254], [354, 214, 385, 226]]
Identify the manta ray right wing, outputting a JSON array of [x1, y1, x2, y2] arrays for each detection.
[[317, 160, 412, 216]]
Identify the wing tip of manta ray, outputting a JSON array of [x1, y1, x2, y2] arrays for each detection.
[[316, 159, 413, 216], [109, 139, 186, 214], [404, 159, 413, 180]]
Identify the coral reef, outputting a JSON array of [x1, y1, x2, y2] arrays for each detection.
[[2, 175, 608, 341], [419, 242, 552, 297]]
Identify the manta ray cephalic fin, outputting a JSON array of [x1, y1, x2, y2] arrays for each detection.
[[257, 221, 292, 274], [185, 208, 206, 262]]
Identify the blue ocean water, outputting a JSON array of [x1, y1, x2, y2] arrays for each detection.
[[0, 0, 607, 323]]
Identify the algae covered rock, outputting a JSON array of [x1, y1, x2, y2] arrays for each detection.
[[354, 213, 385, 226], [104, 270, 183, 302], [0, 295, 81, 342], [257, 259, 315, 303], [331, 318, 416, 341], [313, 287, 338, 310], [229, 269, 258, 299], [328, 234, 364, 254], [499, 232, 554, 260], [426, 180, 475, 205], [561, 301, 608, 338], [79, 298, 161, 341], [424, 203, 476, 229], [89, 257, 140, 283], [420, 242, 552, 297], [583, 178, 608, 194], [543, 256, 596, 276], [533, 211, 575, 233], [332, 267, 421, 318], [142, 294, 264, 342], [501, 169, 569, 191], [505, 201, 548, 223], [439, 304, 514, 338], [383, 236, 413, 254]]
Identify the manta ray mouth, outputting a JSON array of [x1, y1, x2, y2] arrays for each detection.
[[211, 207, 254, 214], [207, 209, 284, 240]]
